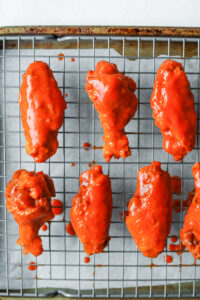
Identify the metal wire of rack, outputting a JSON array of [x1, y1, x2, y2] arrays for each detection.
[[0, 35, 200, 298]]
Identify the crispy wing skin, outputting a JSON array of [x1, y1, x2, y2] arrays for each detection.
[[86, 61, 138, 162], [70, 165, 113, 255], [5, 170, 55, 256], [151, 60, 197, 161], [180, 163, 200, 259], [19, 61, 67, 163], [126, 161, 172, 258]]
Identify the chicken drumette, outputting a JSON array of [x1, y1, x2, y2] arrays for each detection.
[[70, 165, 113, 255], [86, 61, 138, 162], [151, 60, 197, 161], [180, 163, 200, 259], [5, 170, 55, 257], [19, 61, 67, 163], [126, 161, 172, 258]]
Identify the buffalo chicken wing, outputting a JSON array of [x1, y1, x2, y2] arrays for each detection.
[[19, 61, 67, 163], [70, 165, 113, 255], [151, 60, 197, 161], [181, 163, 200, 259], [5, 170, 55, 257], [86, 61, 138, 162], [126, 161, 172, 258]]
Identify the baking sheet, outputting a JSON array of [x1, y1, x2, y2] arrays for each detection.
[[0, 36, 200, 298]]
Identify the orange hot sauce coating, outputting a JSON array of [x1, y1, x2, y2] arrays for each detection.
[[86, 61, 138, 162], [5, 169, 55, 257], [70, 165, 113, 255], [19, 61, 67, 163], [180, 163, 200, 259], [126, 161, 172, 258], [151, 60, 197, 161]]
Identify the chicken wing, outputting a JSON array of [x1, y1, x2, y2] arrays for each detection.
[[86, 61, 138, 162], [151, 60, 197, 161], [5, 170, 55, 257], [126, 161, 172, 258], [19, 61, 67, 163], [70, 165, 113, 255], [180, 163, 200, 259]]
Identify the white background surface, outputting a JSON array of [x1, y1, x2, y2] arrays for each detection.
[[1, 0, 200, 27]]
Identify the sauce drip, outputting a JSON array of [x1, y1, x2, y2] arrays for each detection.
[[164, 255, 173, 263], [168, 243, 186, 255], [84, 257, 90, 263], [93, 145, 103, 150], [83, 142, 91, 150], [65, 222, 76, 236], [170, 235, 178, 243], [88, 163, 92, 167], [71, 58, 75, 62], [171, 176, 181, 195], [41, 224, 47, 231], [173, 190, 194, 213], [28, 262, 37, 271], [58, 53, 64, 61], [65, 93, 68, 97], [71, 163, 76, 166], [120, 211, 128, 222], [149, 262, 156, 269], [52, 199, 63, 215], [92, 160, 96, 165]]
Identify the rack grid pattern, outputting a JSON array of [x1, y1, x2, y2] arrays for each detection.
[[0, 36, 200, 298]]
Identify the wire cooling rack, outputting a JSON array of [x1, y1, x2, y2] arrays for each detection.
[[0, 35, 200, 298]]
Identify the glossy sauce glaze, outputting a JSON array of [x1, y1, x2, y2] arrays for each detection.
[[5, 169, 55, 256], [126, 161, 172, 258], [151, 60, 197, 161], [19, 61, 67, 163], [70, 165, 113, 255], [86, 61, 138, 162], [181, 163, 200, 259]]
